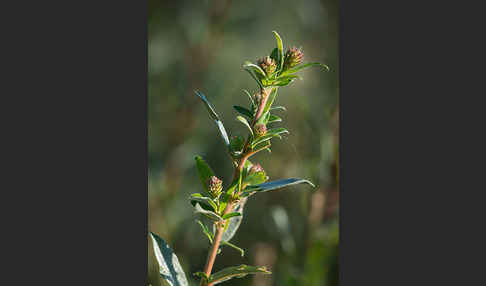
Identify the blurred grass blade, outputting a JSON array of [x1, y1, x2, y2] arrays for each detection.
[[149, 232, 189, 286], [208, 265, 271, 285], [242, 178, 315, 197], [194, 90, 230, 146]]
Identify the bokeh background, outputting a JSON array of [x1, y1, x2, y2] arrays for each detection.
[[148, 0, 339, 285]]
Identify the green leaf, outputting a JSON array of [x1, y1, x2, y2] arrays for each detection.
[[280, 62, 329, 76], [196, 220, 214, 244], [243, 61, 266, 78], [194, 90, 230, 146], [233, 106, 253, 120], [222, 212, 242, 220], [251, 128, 288, 148], [149, 232, 189, 286], [208, 265, 271, 285], [194, 203, 223, 222], [195, 156, 215, 195], [244, 69, 264, 90], [236, 115, 253, 136], [270, 47, 279, 64], [271, 106, 286, 112], [242, 89, 255, 109], [261, 87, 278, 116], [193, 272, 209, 283], [272, 31, 284, 72], [189, 194, 218, 212], [220, 199, 247, 242], [243, 171, 268, 186], [221, 241, 245, 257], [268, 114, 282, 123], [242, 178, 315, 197]]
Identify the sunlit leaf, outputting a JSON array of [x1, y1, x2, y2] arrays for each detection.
[[270, 106, 286, 112], [242, 89, 255, 109], [251, 128, 288, 148], [149, 232, 189, 286], [243, 61, 266, 78], [268, 114, 282, 123], [242, 178, 315, 197], [280, 62, 329, 77], [272, 31, 284, 72], [236, 115, 253, 136], [261, 87, 278, 115], [208, 265, 271, 285], [194, 90, 230, 146], [243, 171, 268, 186]]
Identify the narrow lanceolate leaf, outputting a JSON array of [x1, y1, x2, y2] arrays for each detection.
[[149, 232, 189, 286], [251, 128, 288, 148], [243, 61, 266, 79], [194, 203, 223, 222], [272, 31, 284, 72], [280, 62, 329, 76], [189, 194, 218, 212], [242, 89, 255, 109], [194, 90, 230, 146], [242, 178, 315, 197], [222, 212, 242, 220], [208, 265, 271, 285], [244, 69, 264, 90], [196, 220, 214, 243], [195, 156, 215, 195], [271, 106, 286, 112], [233, 106, 253, 120], [268, 114, 282, 123], [236, 115, 253, 136], [261, 87, 278, 115], [221, 240, 245, 257]]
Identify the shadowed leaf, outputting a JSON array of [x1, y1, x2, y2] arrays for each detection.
[[242, 178, 315, 197], [208, 265, 271, 285]]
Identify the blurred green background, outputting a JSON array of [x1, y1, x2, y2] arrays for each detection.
[[148, 0, 339, 285]]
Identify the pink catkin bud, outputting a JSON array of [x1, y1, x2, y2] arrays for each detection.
[[207, 176, 223, 197], [284, 47, 304, 69], [258, 56, 277, 75]]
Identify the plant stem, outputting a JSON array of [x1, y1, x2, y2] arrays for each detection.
[[200, 87, 271, 286]]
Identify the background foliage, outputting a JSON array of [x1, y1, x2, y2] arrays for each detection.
[[148, 0, 339, 285]]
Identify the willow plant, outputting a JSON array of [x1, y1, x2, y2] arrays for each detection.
[[149, 31, 328, 286]]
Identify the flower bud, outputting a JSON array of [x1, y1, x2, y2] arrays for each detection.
[[250, 163, 265, 174], [207, 176, 223, 198], [254, 124, 267, 137], [284, 47, 304, 69], [258, 56, 277, 75]]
